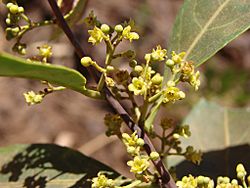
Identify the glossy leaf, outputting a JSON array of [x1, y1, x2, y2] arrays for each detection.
[[0, 144, 119, 187], [168, 99, 250, 166], [0, 52, 102, 99], [168, 0, 250, 67]]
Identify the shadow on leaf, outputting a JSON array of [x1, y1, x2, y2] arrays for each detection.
[[0, 144, 119, 188], [175, 144, 250, 180]]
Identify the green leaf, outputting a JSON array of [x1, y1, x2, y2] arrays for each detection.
[[51, 0, 88, 39], [168, 99, 250, 166], [0, 52, 102, 99], [168, 0, 250, 67], [0, 144, 119, 187]]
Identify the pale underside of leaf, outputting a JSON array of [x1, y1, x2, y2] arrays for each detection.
[[167, 0, 250, 67]]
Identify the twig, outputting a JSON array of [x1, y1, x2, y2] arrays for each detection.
[[47, 1, 177, 187]]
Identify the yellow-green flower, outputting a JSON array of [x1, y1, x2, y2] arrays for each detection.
[[176, 175, 198, 188], [151, 45, 167, 61], [163, 87, 185, 103], [122, 131, 144, 155], [190, 71, 200, 91], [91, 173, 114, 188], [122, 25, 139, 42], [171, 51, 186, 64], [151, 73, 163, 85], [176, 125, 191, 138], [127, 156, 150, 175], [128, 77, 147, 96], [185, 146, 202, 165], [38, 45, 52, 58], [23, 91, 44, 105], [88, 26, 106, 45]]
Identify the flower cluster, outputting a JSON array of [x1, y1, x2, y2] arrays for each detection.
[[91, 172, 115, 188], [4, 1, 27, 54], [87, 21, 139, 46], [177, 164, 250, 188], [176, 175, 214, 188], [23, 91, 44, 105], [104, 114, 123, 136], [122, 131, 145, 156], [166, 51, 201, 91], [184, 146, 202, 165]]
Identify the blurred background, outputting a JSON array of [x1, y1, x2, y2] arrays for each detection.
[[0, 0, 249, 177]]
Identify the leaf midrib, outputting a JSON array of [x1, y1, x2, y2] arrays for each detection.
[[184, 0, 230, 61]]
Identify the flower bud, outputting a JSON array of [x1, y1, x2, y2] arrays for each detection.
[[231, 179, 238, 185], [6, 3, 13, 9], [114, 24, 123, 33], [106, 65, 115, 72], [150, 151, 160, 161], [9, 4, 19, 14], [165, 59, 175, 67], [127, 146, 136, 154], [134, 65, 143, 73], [237, 172, 245, 179], [5, 18, 11, 25], [81, 56, 93, 67], [151, 73, 163, 85], [197, 176, 204, 184], [136, 138, 144, 146], [100, 24, 110, 33], [144, 53, 151, 62], [129, 60, 137, 68], [204, 177, 210, 184], [173, 133, 180, 139], [18, 6, 24, 13], [236, 163, 246, 173]]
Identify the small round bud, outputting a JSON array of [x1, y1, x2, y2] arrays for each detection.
[[106, 65, 115, 72], [231, 179, 238, 185], [178, 91, 186, 99], [18, 6, 24, 13], [100, 24, 110, 33], [136, 138, 144, 146], [204, 177, 210, 184], [151, 73, 163, 85], [197, 176, 204, 184], [223, 177, 230, 184], [114, 24, 123, 32], [129, 60, 137, 68], [5, 18, 11, 25], [237, 172, 245, 179], [217, 176, 224, 184], [247, 175, 250, 184], [11, 27, 20, 35], [236, 163, 246, 173], [150, 152, 160, 161], [173, 133, 180, 139], [81, 56, 93, 67], [6, 3, 13, 9], [127, 146, 136, 154], [9, 4, 19, 14], [165, 59, 175, 67], [134, 65, 143, 73], [144, 53, 151, 62], [122, 133, 130, 140]]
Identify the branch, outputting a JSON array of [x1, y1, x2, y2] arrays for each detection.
[[47, 1, 177, 187]]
